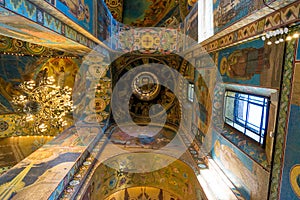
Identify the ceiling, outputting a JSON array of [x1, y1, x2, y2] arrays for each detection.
[[0, 7, 91, 55], [0, 0, 198, 137], [0, 45, 80, 137], [90, 153, 202, 200], [109, 52, 193, 128], [105, 0, 197, 27], [0, 41, 80, 115], [104, 187, 181, 200]]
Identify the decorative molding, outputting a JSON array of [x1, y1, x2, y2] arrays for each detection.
[[0, 35, 78, 57], [198, 1, 300, 53], [0, 0, 99, 51], [269, 36, 296, 200]]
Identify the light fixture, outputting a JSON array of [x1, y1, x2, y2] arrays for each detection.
[[261, 27, 300, 44], [286, 35, 292, 41], [293, 32, 299, 38], [284, 27, 289, 34], [12, 68, 73, 135], [262, 27, 289, 45]]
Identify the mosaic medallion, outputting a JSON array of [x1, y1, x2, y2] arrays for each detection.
[[0, 120, 9, 132], [132, 72, 161, 101]]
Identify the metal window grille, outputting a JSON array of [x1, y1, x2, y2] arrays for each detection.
[[224, 90, 270, 146]]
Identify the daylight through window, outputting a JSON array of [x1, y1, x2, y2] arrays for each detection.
[[188, 83, 194, 102], [224, 91, 270, 146]]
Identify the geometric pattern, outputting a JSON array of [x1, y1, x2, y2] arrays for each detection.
[[117, 28, 179, 54], [269, 37, 296, 200], [0, 35, 78, 58], [203, 1, 300, 53], [264, 3, 300, 30]]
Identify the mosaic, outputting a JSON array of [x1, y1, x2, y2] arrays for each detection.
[[203, 1, 300, 52], [88, 153, 202, 200], [104, 0, 123, 22], [213, 0, 263, 32], [189, 31, 285, 199], [0, 1, 96, 53], [0, 136, 53, 174], [0, 35, 77, 57], [56, 0, 94, 34], [211, 137, 269, 200], [269, 37, 297, 200], [278, 33, 300, 200], [123, 0, 178, 27], [0, 57, 80, 137], [0, 126, 100, 200], [97, 0, 113, 43], [117, 28, 179, 54]]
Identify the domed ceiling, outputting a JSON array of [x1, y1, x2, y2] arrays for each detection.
[[104, 0, 197, 27], [109, 52, 193, 129], [88, 153, 202, 200]]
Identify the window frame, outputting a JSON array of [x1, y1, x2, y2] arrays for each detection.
[[223, 90, 271, 147], [188, 83, 194, 102]]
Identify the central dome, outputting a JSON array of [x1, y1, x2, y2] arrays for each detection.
[[132, 72, 161, 101]]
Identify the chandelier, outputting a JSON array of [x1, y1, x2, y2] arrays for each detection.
[[12, 69, 73, 135]]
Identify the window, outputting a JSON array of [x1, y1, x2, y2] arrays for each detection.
[[224, 91, 270, 146], [198, 0, 213, 42], [188, 83, 194, 102]]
